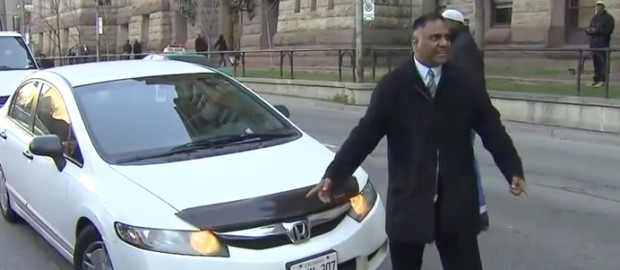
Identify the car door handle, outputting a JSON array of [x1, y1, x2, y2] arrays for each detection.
[[0, 130, 6, 139], [22, 150, 33, 160]]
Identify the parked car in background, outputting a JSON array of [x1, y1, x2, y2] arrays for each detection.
[[0, 60, 388, 270], [0, 31, 39, 106]]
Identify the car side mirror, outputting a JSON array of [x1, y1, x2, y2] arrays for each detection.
[[274, 104, 290, 118], [29, 135, 66, 171]]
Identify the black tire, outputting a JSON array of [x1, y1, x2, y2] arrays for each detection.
[[0, 164, 21, 224], [73, 225, 114, 270]]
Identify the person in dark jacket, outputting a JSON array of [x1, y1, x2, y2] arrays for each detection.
[[195, 34, 208, 53], [442, 8, 489, 232], [122, 40, 132, 60], [214, 35, 228, 66], [586, 1, 615, 87], [132, 39, 142, 60], [307, 13, 527, 270]]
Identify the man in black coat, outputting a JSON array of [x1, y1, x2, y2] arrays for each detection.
[[442, 8, 490, 232], [586, 1, 615, 87], [307, 13, 527, 270]]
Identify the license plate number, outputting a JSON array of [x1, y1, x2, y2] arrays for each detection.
[[287, 251, 338, 270]]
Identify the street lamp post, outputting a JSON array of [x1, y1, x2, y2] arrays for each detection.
[[19, 0, 25, 34]]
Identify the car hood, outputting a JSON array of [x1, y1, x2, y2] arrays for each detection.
[[0, 70, 36, 97], [109, 135, 367, 211]]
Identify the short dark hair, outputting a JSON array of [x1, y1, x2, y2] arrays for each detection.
[[412, 13, 445, 32]]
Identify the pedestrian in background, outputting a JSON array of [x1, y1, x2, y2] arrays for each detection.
[[441, 8, 489, 232], [214, 35, 229, 67], [586, 1, 615, 87], [307, 13, 527, 270], [133, 39, 142, 59]]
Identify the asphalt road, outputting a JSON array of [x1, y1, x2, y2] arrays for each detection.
[[2, 94, 620, 270]]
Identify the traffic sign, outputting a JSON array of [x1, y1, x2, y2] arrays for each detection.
[[363, 0, 375, 21]]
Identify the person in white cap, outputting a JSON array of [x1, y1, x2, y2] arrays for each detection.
[[441, 8, 490, 233], [586, 1, 615, 87]]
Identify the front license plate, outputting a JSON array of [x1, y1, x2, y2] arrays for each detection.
[[286, 250, 338, 270]]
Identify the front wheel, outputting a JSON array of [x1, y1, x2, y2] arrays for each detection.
[[0, 164, 21, 223], [74, 225, 114, 270]]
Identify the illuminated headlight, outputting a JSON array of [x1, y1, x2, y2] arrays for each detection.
[[347, 179, 378, 222], [114, 222, 229, 257]]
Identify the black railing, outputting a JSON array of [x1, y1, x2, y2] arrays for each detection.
[[34, 47, 618, 98]]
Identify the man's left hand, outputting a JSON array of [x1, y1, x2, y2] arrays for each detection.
[[510, 176, 527, 196]]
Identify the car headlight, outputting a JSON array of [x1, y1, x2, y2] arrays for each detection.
[[347, 179, 378, 222], [114, 222, 229, 257]]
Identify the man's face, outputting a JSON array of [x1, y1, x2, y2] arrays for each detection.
[[596, 4, 604, 14], [412, 19, 451, 66]]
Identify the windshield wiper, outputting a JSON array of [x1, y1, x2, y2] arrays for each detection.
[[0, 65, 33, 71], [115, 131, 297, 163], [170, 131, 297, 152]]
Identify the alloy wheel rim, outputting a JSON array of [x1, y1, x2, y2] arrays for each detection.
[[81, 241, 113, 270], [0, 169, 8, 213]]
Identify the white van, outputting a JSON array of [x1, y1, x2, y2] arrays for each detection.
[[0, 31, 39, 106]]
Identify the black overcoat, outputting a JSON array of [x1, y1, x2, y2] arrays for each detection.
[[324, 57, 524, 244]]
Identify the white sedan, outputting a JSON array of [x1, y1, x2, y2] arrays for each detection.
[[0, 60, 388, 270]]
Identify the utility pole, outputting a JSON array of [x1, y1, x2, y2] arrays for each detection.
[[19, 0, 24, 34], [95, 0, 101, 62], [355, 0, 363, 82]]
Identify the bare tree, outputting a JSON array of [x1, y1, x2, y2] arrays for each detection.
[[176, 0, 220, 50], [33, 0, 61, 56], [32, 0, 84, 56], [262, 0, 279, 66], [195, 0, 220, 48]]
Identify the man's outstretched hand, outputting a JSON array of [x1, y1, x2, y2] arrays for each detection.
[[510, 176, 528, 196], [306, 178, 334, 203]]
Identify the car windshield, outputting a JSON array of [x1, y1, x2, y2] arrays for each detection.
[[0, 36, 37, 70], [72, 73, 299, 164]]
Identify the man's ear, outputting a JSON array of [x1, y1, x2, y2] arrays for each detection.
[[412, 36, 419, 51]]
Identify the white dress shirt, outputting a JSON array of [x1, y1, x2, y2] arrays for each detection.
[[414, 56, 442, 87]]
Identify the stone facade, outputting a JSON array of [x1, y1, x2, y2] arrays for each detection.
[[269, 0, 413, 49], [29, 0, 223, 56], [26, 0, 620, 56], [440, 0, 620, 46]]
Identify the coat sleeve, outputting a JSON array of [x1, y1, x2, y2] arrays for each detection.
[[323, 76, 392, 186], [592, 14, 615, 36], [470, 79, 524, 183], [601, 14, 615, 35]]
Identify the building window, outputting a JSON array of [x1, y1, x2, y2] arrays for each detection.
[[566, 0, 595, 30], [491, 0, 512, 26], [311, 0, 316, 11], [294, 0, 300, 13], [328, 0, 334, 10]]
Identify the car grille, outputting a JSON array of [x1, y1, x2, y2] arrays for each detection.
[[220, 212, 347, 250], [339, 258, 356, 270]]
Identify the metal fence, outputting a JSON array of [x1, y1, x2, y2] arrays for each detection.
[[34, 47, 619, 99]]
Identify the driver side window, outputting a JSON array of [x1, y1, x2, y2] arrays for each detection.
[[8, 81, 40, 131], [34, 84, 84, 165]]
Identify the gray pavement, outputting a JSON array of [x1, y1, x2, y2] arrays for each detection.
[[2, 94, 620, 270]]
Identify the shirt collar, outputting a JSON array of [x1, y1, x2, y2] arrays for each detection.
[[414, 55, 442, 80]]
